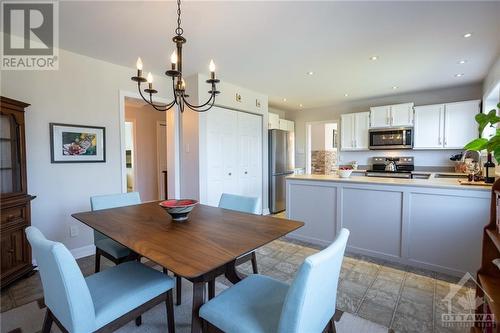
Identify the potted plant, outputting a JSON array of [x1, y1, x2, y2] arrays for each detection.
[[465, 103, 500, 162]]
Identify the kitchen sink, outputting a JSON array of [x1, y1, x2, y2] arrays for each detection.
[[433, 173, 468, 179]]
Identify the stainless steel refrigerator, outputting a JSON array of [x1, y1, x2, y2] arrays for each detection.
[[269, 129, 294, 213]]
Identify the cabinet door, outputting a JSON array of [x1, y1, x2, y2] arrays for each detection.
[[237, 112, 263, 212], [340, 114, 354, 151], [444, 100, 480, 149], [268, 113, 280, 130], [354, 112, 370, 150], [288, 120, 295, 132], [206, 107, 238, 206], [370, 106, 390, 128], [1, 225, 29, 277], [279, 119, 288, 131], [390, 103, 414, 127], [414, 104, 444, 149]]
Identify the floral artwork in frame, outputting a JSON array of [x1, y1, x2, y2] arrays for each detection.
[[50, 123, 106, 163]]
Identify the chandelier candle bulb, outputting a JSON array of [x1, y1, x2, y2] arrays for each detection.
[[136, 57, 143, 76], [209, 59, 216, 79], [170, 51, 177, 70]]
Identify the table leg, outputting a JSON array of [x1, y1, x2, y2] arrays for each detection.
[[224, 260, 247, 284], [191, 281, 206, 333]]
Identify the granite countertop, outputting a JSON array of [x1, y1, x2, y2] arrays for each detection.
[[286, 173, 491, 191]]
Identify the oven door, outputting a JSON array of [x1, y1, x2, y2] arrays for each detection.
[[369, 128, 413, 150]]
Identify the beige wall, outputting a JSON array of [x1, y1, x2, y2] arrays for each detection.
[[125, 103, 166, 202], [287, 83, 483, 168]]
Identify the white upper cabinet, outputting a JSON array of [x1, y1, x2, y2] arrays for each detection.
[[414, 104, 444, 149], [341, 112, 369, 151], [279, 119, 294, 132], [390, 103, 414, 127], [370, 106, 390, 128], [414, 100, 479, 149], [443, 100, 480, 149], [370, 103, 414, 128], [268, 112, 280, 129]]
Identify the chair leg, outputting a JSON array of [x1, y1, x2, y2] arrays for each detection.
[[135, 316, 142, 326], [42, 310, 53, 333], [251, 252, 258, 274], [175, 275, 182, 306], [208, 280, 215, 300], [95, 249, 101, 273], [329, 318, 336, 333], [166, 289, 175, 333]]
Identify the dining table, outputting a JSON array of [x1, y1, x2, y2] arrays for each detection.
[[72, 201, 304, 333]]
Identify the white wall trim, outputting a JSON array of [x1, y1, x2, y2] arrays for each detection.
[[305, 119, 339, 174], [71, 244, 96, 259]]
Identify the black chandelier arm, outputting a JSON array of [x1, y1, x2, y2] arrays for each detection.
[[182, 91, 215, 109], [136, 82, 175, 111], [181, 93, 216, 112]]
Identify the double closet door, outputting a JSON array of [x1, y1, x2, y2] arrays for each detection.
[[205, 106, 263, 212]]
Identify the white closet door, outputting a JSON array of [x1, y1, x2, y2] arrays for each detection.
[[206, 107, 238, 206], [237, 112, 263, 212]]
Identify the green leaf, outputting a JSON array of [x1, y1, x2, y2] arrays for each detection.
[[476, 110, 500, 133], [493, 146, 500, 164], [464, 138, 488, 151]]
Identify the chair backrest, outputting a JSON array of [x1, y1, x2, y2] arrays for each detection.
[[90, 192, 141, 242], [26, 227, 95, 333], [278, 228, 350, 333], [218, 193, 260, 214]]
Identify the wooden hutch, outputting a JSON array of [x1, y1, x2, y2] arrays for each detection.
[[0, 97, 35, 288], [474, 178, 500, 332]]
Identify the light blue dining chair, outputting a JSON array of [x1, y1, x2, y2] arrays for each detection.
[[199, 228, 350, 333], [25, 226, 176, 333], [219, 193, 260, 273], [90, 192, 141, 272]]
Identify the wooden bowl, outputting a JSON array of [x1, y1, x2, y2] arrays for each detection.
[[159, 199, 198, 222]]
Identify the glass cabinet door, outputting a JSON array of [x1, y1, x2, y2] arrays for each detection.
[[0, 114, 22, 195]]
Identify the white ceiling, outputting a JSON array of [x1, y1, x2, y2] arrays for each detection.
[[58, 1, 500, 111]]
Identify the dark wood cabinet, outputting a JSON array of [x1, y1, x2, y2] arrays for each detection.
[[0, 96, 35, 288]]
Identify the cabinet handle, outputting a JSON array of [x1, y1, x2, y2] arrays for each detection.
[[228, 173, 232, 176], [7, 214, 15, 221], [8, 249, 14, 253], [244, 171, 248, 174], [438, 137, 442, 145]]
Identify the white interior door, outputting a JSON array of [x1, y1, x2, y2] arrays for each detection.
[[206, 107, 238, 206], [157, 121, 167, 199], [238, 112, 263, 212]]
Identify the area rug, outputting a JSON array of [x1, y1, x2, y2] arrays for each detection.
[[1, 278, 389, 333]]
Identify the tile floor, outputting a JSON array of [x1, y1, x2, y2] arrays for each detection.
[[1, 238, 473, 333]]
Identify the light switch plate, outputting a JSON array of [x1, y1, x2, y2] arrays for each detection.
[[70, 225, 79, 237]]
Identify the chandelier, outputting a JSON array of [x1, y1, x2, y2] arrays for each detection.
[[131, 0, 220, 112]]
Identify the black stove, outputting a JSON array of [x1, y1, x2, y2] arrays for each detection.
[[366, 156, 415, 179]]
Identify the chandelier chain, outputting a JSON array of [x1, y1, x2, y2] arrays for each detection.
[[175, 0, 183, 36]]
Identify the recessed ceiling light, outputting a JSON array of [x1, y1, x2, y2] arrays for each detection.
[[306, 71, 314, 75], [283, 98, 287, 102], [455, 73, 464, 77], [344, 93, 349, 97], [369, 56, 378, 61], [463, 33, 472, 38], [458, 59, 467, 64], [299, 104, 303, 108], [392, 86, 398, 90]]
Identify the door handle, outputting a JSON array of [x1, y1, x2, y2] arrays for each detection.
[[244, 171, 248, 174], [228, 172, 232, 176]]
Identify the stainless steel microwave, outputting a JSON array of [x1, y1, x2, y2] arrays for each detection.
[[369, 127, 413, 150]]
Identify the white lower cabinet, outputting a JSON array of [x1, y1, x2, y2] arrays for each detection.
[[414, 100, 479, 149], [204, 106, 262, 211], [286, 178, 489, 276], [340, 112, 369, 151]]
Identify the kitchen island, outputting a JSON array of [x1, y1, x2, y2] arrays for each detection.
[[285, 174, 490, 276]]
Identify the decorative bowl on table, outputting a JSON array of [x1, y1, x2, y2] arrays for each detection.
[[159, 199, 198, 222], [338, 168, 353, 178]]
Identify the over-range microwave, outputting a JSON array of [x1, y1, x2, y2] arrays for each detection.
[[369, 127, 413, 150]]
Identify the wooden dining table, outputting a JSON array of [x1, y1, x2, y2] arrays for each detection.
[[72, 201, 303, 333]]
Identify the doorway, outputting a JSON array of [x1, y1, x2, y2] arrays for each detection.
[[305, 120, 339, 175], [123, 97, 168, 201]]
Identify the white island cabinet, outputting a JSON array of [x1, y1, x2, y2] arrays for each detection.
[[286, 174, 489, 276]]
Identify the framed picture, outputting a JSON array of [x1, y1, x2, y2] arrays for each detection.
[[50, 123, 106, 163]]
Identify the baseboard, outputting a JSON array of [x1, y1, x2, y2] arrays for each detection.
[[70, 244, 96, 259], [262, 208, 270, 215]]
